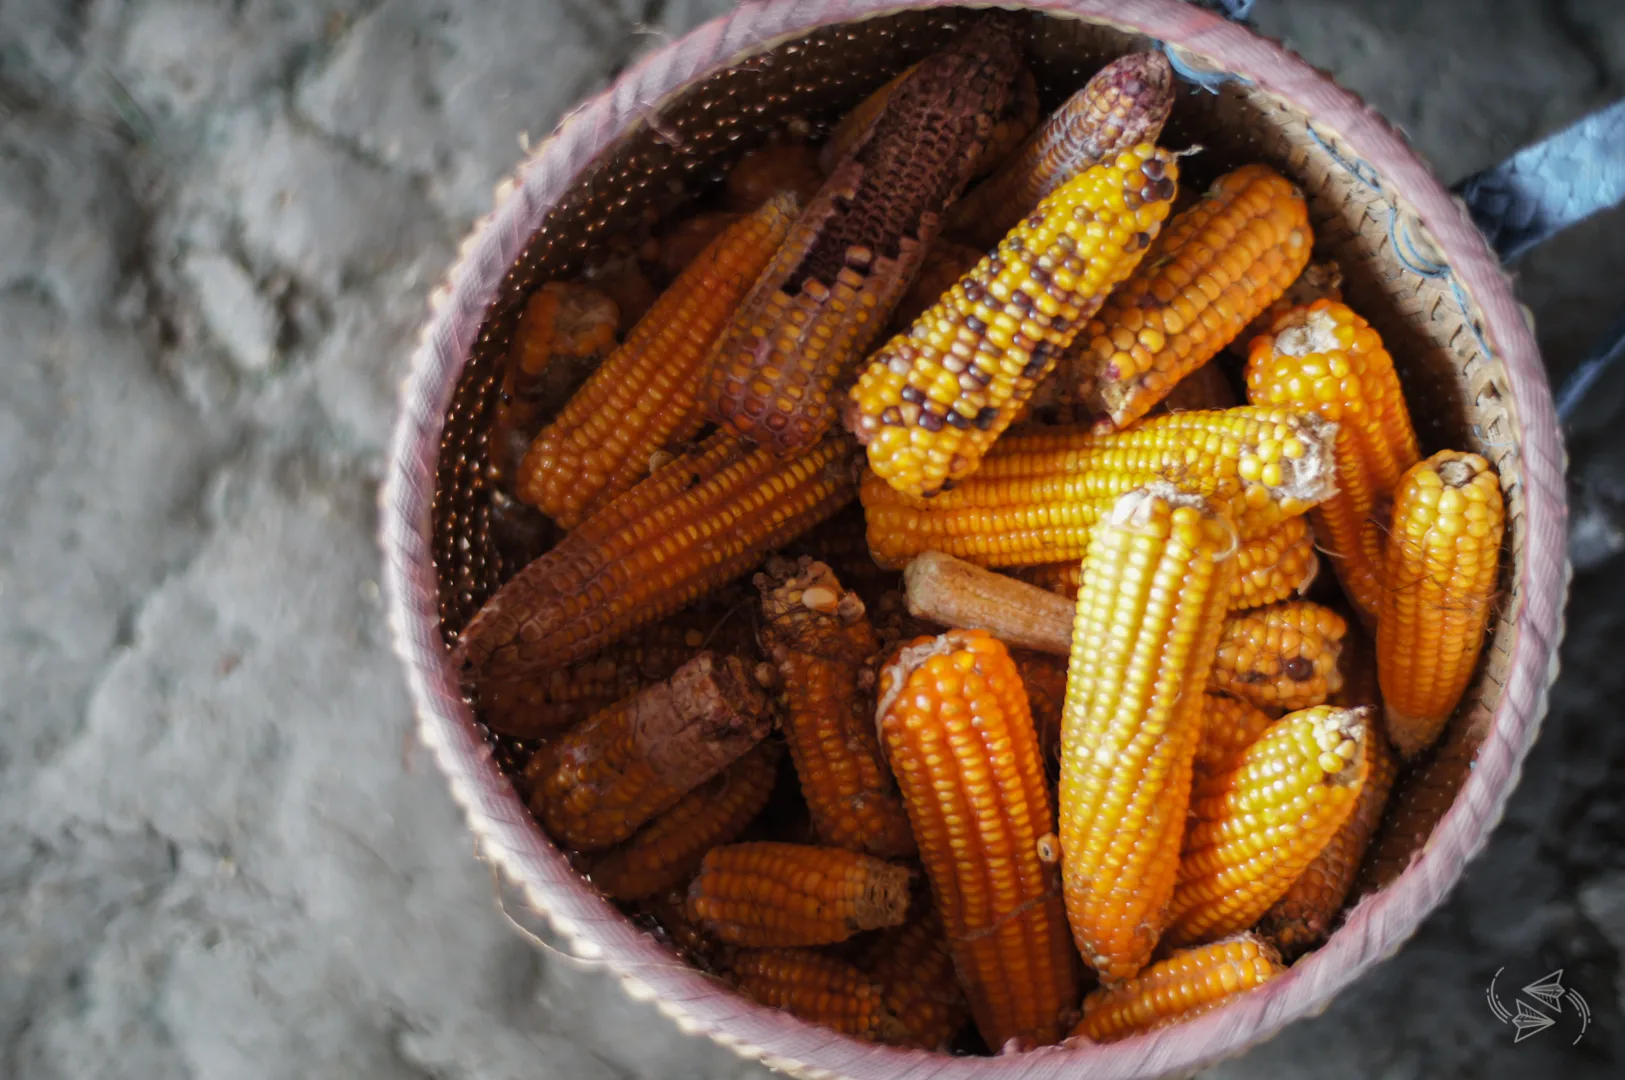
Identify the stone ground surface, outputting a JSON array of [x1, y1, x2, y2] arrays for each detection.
[[2, 0, 1624, 1076]]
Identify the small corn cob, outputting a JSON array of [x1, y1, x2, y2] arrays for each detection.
[[1149, 360, 1239, 415], [725, 144, 824, 211], [859, 895, 969, 1050], [818, 64, 919, 176], [1247, 299, 1422, 619], [1165, 705, 1371, 946], [1209, 601, 1347, 712], [1229, 259, 1343, 358], [517, 197, 798, 527], [1071, 934, 1286, 1043], [730, 949, 907, 1042], [457, 430, 858, 679], [1257, 725, 1397, 956], [1377, 451, 1504, 759], [1193, 693, 1277, 775], [946, 52, 1176, 250], [886, 239, 984, 334], [1330, 619, 1379, 709], [859, 406, 1338, 569], [1069, 165, 1312, 432], [686, 841, 912, 947], [1059, 484, 1239, 982], [785, 504, 898, 608], [847, 145, 1180, 498], [589, 740, 783, 901], [1013, 649, 1068, 770], [656, 211, 740, 280], [878, 629, 1079, 1049], [902, 550, 1075, 656], [527, 653, 773, 851], [756, 558, 916, 858], [639, 888, 733, 971]]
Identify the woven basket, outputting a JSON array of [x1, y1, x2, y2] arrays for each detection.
[[380, 2, 1569, 1076]]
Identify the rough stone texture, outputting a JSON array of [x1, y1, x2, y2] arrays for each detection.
[[0, 1, 1621, 1077]]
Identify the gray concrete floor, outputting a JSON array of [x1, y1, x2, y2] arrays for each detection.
[[3, 1, 1623, 1076]]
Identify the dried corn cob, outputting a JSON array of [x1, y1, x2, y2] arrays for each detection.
[[757, 558, 915, 858], [686, 842, 911, 947], [859, 896, 969, 1050], [1059, 484, 1238, 982], [946, 52, 1176, 250], [860, 406, 1338, 569], [1246, 299, 1421, 619], [656, 211, 741, 279], [639, 888, 733, 971], [1193, 694, 1276, 775], [886, 239, 984, 334], [707, 26, 1023, 454], [878, 629, 1079, 1049], [725, 144, 824, 211], [1013, 649, 1068, 769], [785, 504, 898, 608], [730, 949, 907, 1041], [1229, 259, 1343, 358], [1210, 601, 1347, 712], [977, 64, 1042, 175], [458, 430, 858, 679], [818, 65, 919, 176], [1166, 705, 1371, 946], [902, 550, 1075, 655], [1071, 934, 1286, 1043], [1377, 451, 1504, 759], [1258, 725, 1396, 956], [1069, 165, 1312, 432], [590, 740, 783, 901], [847, 145, 1180, 498], [527, 653, 773, 851]]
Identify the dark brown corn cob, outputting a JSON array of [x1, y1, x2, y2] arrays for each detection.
[[975, 64, 1042, 177], [687, 841, 912, 947], [859, 895, 969, 1050], [730, 949, 908, 1041], [725, 144, 824, 211], [818, 64, 918, 176]]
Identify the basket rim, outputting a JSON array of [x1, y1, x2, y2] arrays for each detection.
[[379, 2, 1570, 1077]]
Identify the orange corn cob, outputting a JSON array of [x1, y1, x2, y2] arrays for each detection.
[[1166, 705, 1371, 946], [457, 430, 858, 679], [878, 629, 1079, 1049], [859, 406, 1338, 569], [886, 239, 984, 334], [1071, 934, 1286, 1042], [847, 145, 1179, 498], [725, 144, 824, 211], [1210, 601, 1347, 712], [946, 52, 1175, 250], [859, 896, 970, 1050], [818, 64, 919, 176], [730, 949, 907, 1042], [1246, 299, 1422, 619], [1258, 725, 1396, 956], [589, 740, 783, 901], [1377, 451, 1504, 758], [757, 558, 916, 858], [1193, 693, 1276, 775], [686, 841, 911, 947], [527, 653, 773, 851], [1059, 484, 1238, 982], [517, 196, 798, 528], [1069, 165, 1312, 432], [1230, 259, 1343, 358]]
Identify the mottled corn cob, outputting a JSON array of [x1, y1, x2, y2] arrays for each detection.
[[1150, 360, 1239, 415], [847, 145, 1180, 498], [1247, 299, 1421, 619], [590, 740, 783, 901], [1166, 705, 1371, 946], [757, 558, 916, 858], [730, 949, 907, 1042], [1377, 451, 1504, 759], [1069, 165, 1312, 432], [946, 52, 1176, 250], [527, 653, 773, 851], [1071, 934, 1286, 1043], [1013, 649, 1069, 769], [457, 431, 858, 679], [818, 64, 918, 176], [886, 239, 984, 334], [1059, 484, 1238, 982], [859, 406, 1338, 569], [878, 629, 1079, 1049], [706, 26, 1022, 454], [1230, 259, 1343, 358], [859, 896, 969, 1050], [1193, 693, 1277, 775], [686, 841, 911, 947], [725, 144, 824, 211], [1210, 601, 1347, 712], [1258, 726, 1397, 956]]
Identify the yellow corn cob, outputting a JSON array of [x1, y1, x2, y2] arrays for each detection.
[[730, 948, 908, 1042], [526, 653, 773, 851], [1229, 258, 1343, 358], [846, 145, 1180, 499], [1165, 705, 1371, 946], [818, 65, 919, 176], [686, 841, 911, 947], [859, 895, 970, 1050], [1377, 451, 1504, 759], [1071, 934, 1286, 1043], [1069, 165, 1312, 432], [878, 629, 1079, 1049], [1193, 693, 1276, 775], [1246, 299, 1422, 619], [860, 406, 1338, 569], [457, 431, 858, 679], [725, 144, 824, 211], [1258, 725, 1397, 956], [517, 196, 798, 528], [589, 740, 783, 901], [756, 558, 916, 858], [1209, 601, 1347, 712], [946, 52, 1176, 250], [1059, 484, 1239, 982]]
